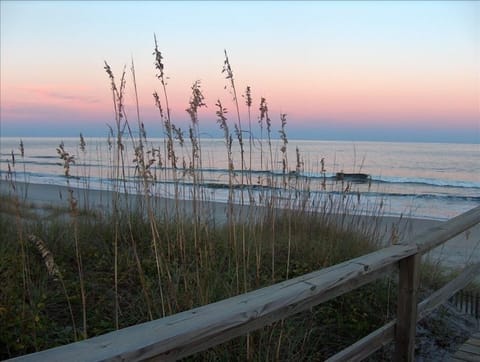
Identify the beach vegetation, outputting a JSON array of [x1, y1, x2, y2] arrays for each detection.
[[0, 38, 473, 360]]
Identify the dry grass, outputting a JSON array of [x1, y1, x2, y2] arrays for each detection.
[[0, 38, 403, 360]]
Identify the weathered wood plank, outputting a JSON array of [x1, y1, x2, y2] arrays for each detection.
[[451, 350, 480, 362], [447, 332, 480, 361], [458, 343, 480, 356], [327, 262, 480, 361], [394, 253, 421, 362], [417, 263, 480, 320], [325, 320, 395, 362], [408, 205, 480, 254], [11, 244, 416, 361], [465, 338, 480, 348]]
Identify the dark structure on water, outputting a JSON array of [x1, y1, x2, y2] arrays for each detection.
[[335, 172, 370, 183]]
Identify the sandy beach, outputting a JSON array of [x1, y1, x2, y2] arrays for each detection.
[[1, 179, 479, 271]]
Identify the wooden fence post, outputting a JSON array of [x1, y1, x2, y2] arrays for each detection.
[[394, 253, 421, 361], [475, 293, 479, 320]]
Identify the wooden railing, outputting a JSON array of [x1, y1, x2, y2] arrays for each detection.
[[12, 206, 480, 362], [451, 290, 480, 321]]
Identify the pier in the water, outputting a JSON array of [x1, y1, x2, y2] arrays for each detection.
[[335, 172, 371, 183]]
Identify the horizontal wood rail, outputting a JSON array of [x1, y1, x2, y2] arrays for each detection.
[[12, 205, 480, 362], [326, 262, 480, 361]]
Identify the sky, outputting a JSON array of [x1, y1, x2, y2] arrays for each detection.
[[1, 1, 479, 143]]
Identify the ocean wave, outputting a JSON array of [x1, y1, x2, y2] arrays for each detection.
[[4, 171, 478, 204], [295, 171, 479, 189], [2, 163, 479, 191], [370, 176, 480, 189], [358, 191, 480, 203], [0, 159, 63, 167], [28, 155, 59, 159]]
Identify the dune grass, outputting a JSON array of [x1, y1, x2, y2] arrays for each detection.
[[0, 38, 466, 360], [0, 193, 395, 360]]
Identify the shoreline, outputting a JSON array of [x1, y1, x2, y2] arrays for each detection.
[[1, 179, 479, 271]]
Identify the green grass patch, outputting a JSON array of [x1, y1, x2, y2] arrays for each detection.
[[0, 194, 395, 360]]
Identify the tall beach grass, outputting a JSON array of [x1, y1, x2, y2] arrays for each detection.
[[1, 38, 467, 360]]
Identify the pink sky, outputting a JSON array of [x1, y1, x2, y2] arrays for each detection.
[[1, 1, 478, 142]]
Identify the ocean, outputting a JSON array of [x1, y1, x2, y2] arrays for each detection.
[[1, 137, 479, 221]]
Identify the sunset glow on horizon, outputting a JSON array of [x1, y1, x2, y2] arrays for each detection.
[[1, 1, 478, 143]]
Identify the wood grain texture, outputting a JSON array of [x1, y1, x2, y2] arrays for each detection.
[[325, 320, 396, 362], [408, 205, 480, 254], [453, 333, 480, 362], [327, 263, 480, 361], [418, 263, 480, 320], [11, 245, 416, 361], [394, 253, 421, 362]]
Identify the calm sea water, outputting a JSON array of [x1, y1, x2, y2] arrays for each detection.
[[1, 137, 479, 221]]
